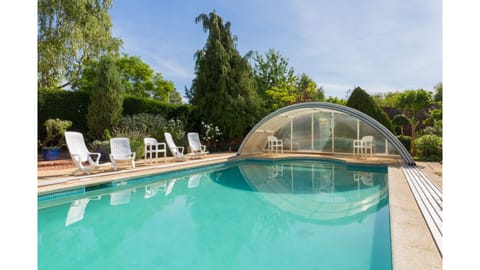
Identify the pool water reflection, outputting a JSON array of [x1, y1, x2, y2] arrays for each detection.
[[38, 159, 392, 270]]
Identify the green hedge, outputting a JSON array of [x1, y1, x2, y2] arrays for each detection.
[[38, 88, 90, 141], [38, 89, 192, 142], [122, 95, 192, 123]]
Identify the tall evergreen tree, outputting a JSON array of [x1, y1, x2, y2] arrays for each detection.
[[87, 54, 124, 139], [188, 10, 261, 147]]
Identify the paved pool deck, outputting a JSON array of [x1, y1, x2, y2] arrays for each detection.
[[37, 152, 442, 270]]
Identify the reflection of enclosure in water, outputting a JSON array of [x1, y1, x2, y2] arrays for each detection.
[[239, 161, 388, 223]]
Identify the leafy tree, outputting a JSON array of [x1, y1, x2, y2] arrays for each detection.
[[392, 114, 409, 135], [38, 0, 122, 88], [295, 73, 325, 102], [265, 76, 297, 110], [87, 54, 124, 139], [188, 10, 262, 147], [395, 89, 433, 154], [116, 54, 155, 96], [423, 107, 442, 136], [151, 73, 176, 102], [168, 89, 183, 104], [253, 49, 297, 112], [325, 96, 347, 105], [253, 49, 295, 96], [78, 54, 180, 103], [371, 91, 402, 107], [346, 87, 393, 131]]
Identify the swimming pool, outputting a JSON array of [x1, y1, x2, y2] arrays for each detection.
[[38, 158, 392, 270]]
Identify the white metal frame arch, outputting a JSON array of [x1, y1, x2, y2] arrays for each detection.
[[237, 102, 415, 165]]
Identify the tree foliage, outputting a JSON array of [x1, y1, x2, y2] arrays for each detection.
[[78, 54, 179, 102], [325, 96, 347, 105], [188, 10, 262, 146], [371, 91, 402, 107], [38, 0, 122, 88], [252, 50, 325, 112], [433, 82, 442, 102], [87, 54, 124, 139], [346, 87, 393, 131], [295, 73, 325, 102], [253, 49, 296, 111], [392, 114, 409, 135], [414, 135, 442, 161], [394, 89, 433, 153]]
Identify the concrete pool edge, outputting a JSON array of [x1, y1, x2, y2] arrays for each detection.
[[37, 153, 442, 269], [388, 166, 442, 269]]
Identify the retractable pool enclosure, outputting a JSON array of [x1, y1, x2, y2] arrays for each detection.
[[237, 102, 415, 165]]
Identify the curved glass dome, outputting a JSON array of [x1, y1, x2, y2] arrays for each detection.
[[237, 102, 415, 165]]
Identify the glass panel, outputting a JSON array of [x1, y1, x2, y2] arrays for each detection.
[[333, 113, 356, 153], [387, 141, 399, 155], [276, 121, 292, 151], [292, 114, 312, 151], [359, 121, 382, 154], [313, 111, 333, 152]]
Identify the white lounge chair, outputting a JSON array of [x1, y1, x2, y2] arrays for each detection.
[[144, 137, 167, 164], [109, 137, 136, 171], [65, 131, 111, 175], [353, 136, 373, 158], [164, 132, 186, 161], [187, 132, 209, 159], [267, 135, 283, 154]]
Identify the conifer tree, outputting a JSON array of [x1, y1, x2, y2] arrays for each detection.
[[188, 11, 261, 147], [87, 54, 124, 139]]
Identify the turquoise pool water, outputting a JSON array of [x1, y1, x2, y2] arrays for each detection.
[[38, 158, 392, 270]]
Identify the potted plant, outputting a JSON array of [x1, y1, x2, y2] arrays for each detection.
[[41, 118, 72, 161]]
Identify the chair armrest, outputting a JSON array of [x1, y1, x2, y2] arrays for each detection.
[[176, 146, 184, 154], [157, 143, 166, 151], [88, 152, 101, 164]]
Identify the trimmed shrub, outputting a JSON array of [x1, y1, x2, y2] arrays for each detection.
[[116, 113, 167, 140], [346, 87, 393, 131], [396, 135, 412, 154], [112, 128, 148, 160], [414, 135, 442, 161]]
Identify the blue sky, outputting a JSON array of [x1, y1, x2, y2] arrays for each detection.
[[110, 0, 442, 100]]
